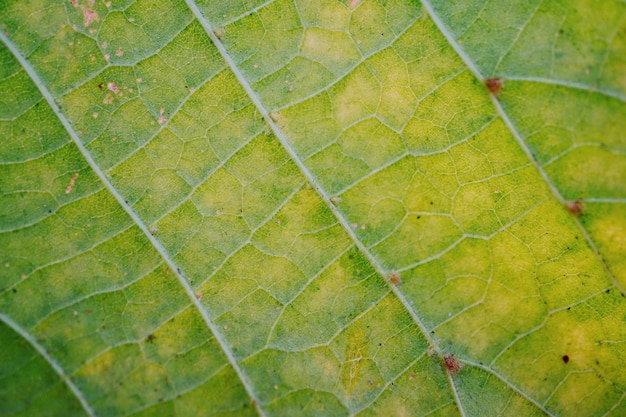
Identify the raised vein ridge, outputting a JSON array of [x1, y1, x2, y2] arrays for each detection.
[[0, 30, 266, 417], [418, 0, 626, 294], [0, 312, 96, 417], [184, 0, 470, 415]]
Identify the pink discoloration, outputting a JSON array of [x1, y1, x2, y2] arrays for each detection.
[[92, 112, 99, 118], [158, 108, 167, 125], [105, 1, 111, 7], [102, 41, 108, 49], [107, 82, 118, 93], [103, 94, 114, 104], [65, 173, 79, 194], [70, 0, 79, 7], [87, 0, 94, 5], [104, 53, 110, 61], [83, 8, 98, 27], [348, 0, 360, 6], [115, 49, 123, 57]]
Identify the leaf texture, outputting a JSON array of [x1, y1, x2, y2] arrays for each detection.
[[1, 1, 625, 416]]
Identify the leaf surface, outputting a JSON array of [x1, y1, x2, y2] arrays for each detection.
[[1, 1, 625, 416]]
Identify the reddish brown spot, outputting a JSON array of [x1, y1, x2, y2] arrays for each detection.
[[562, 355, 570, 364], [409, 371, 415, 381], [444, 354, 462, 376], [146, 334, 156, 343], [389, 272, 401, 286], [98, 83, 104, 89], [87, 309, 93, 315], [485, 78, 503, 96], [565, 200, 584, 216]]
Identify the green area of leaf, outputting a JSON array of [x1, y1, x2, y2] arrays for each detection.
[[1, 1, 625, 416]]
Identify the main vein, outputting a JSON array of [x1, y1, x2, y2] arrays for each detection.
[[184, 1, 469, 415], [0, 31, 267, 417], [418, 0, 624, 298], [0, 313, 97, 417]]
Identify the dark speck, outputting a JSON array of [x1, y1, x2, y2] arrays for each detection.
[[562, 355, 569, 364], [12, 288, 17, 293]]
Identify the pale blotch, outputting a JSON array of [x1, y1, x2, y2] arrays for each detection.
[[214, 27, 225, 39]]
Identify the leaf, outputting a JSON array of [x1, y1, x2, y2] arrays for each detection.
[[1, 0, 625, 416]]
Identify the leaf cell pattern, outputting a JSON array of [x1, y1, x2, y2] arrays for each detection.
[[0, 1, 625, 416]]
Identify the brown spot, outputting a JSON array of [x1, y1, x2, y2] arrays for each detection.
[[98, 83, 104, 89], [444, 354, 462, 376], [565, 200, 584, 216], [409, 371, 415, 380], [485, 78, 503, 96], [87, 309, 93, 315], [562, 355, 570, 364], [146, 334, 156, 343], [388, 272, 401, 286]]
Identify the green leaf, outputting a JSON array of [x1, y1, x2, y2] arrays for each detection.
[[1, 0, 625, 416]]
